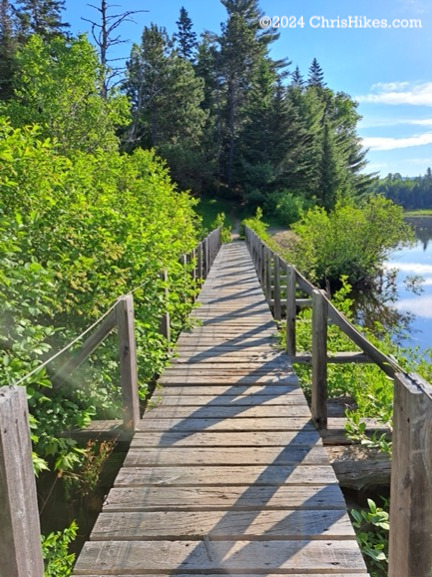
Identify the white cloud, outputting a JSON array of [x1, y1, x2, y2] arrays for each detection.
[[363, 132, 432, 150], [360, 117, 432, 129], [396, 296, 432, 318], [371, 82, 410, 93], [385, 262, 432, 274], [358, 82, 432, 107]]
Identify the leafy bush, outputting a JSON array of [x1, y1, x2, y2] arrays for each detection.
[[212, 212, 232, 243], [0, 119, 200, 475], [265, 190, 312, 227], [0, 35, 129, 154], [351, 499, 389, 577], [242, 207, 273, 243], [42, 521, 77, 577], [289, 196, 415, 288]]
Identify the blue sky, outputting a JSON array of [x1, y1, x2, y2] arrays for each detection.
[[63, 0, 432, 178]]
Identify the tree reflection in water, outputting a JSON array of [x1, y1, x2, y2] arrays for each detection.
[[353, 216, 432, 345]]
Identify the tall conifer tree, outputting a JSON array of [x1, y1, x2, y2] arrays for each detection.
[[0, 0, 16, 100], [174, 7, 197, 62], [12, 0, 69, 41]]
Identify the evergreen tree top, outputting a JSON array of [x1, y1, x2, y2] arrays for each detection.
[[12, 0, 69, 41], [291, 66, 304, 87], [174, 6, 197, 62], [308, 57, 326, 88]]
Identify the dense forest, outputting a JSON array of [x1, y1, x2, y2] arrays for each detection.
[[372, 169, 432, 210], [0, 0, 376, 219]]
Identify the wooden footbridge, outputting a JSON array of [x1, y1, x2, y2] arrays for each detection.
[[71, 240, 368, 576], [2, 227, 432, 577]]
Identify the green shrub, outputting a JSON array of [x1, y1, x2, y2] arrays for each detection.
[[0, 119, 199, 475], [289, 196, 415, 288], [42, 521, 77, 577], [265, 190, 312, 227]]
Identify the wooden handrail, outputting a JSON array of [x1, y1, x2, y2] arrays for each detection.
[[245, 225, 403, 381], [43, 227, 222, 432], [245, 224, 432, 577]]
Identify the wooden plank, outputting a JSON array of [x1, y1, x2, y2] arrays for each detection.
[[158, 375, 300, 385], [294, 352, 372, 364], [130, 429, 321, 448], [152, 393, 309, 407], [156, 385, 304, 396], [91, 509, 356, 540], [311, 289, 328, 429], [0, 386, 44, 577], [135, 417, 316, 432], [116, 295, 140, 430], [73, 539, 367, 574], [143, 404, 313, 419], [103, 484, 348, 511], [74, 573, 369, 577], [388, 373, 432, 577], [114, 464, 338, 486], [123, 445, 330, 467], [164, 362, 292, 372]]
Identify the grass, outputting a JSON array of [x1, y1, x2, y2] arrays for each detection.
[[194, 196, 236, 231], [194, 194, 293, 236], [404, 209, 432, 216]]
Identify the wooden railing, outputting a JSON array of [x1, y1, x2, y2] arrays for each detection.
[[0, 227, 222, 577], [245, 225, 432, 577]]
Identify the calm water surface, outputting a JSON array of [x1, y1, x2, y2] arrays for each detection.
[[385, 216, 432, 351]]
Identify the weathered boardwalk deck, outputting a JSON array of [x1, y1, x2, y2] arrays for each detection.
[[72, 241, 369, 577]]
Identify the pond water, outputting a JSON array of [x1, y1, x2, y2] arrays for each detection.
[[385, 216, 432, 351]]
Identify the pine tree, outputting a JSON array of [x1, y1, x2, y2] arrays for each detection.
[[0, 0, 17, 100], [219, 0, 281, 191], [123, 23, 207, 190], [12, 0, 69, 41], [239, 64, 307, 202], [174, 7, 197, 62], [291, 65, 304, 87], [308, 57, 326, 88]]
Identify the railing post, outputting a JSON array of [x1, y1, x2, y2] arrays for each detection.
[[286, 265, 297, 357], [191, 249, 197, 283], [273, 255, 281, 320], [388, 373, 432, 577], [311, 289, 328, 429], [197, 242, 203, 280], [265, 247, 272, 303], [203, 237, 209, 278], [159, 270, 171, 345], [116, 294, 140, 431], [0, 386, 44, 577], [260, 243, 266, 288]]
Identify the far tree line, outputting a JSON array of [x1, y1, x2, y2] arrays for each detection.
[[372, 169, 432, 210]]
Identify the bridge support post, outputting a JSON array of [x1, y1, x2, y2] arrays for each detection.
[[388, 373, 432, 577], [0, 386, 44, 577]]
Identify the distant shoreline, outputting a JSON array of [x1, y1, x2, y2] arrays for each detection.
[[404, 209, 432, 217]]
